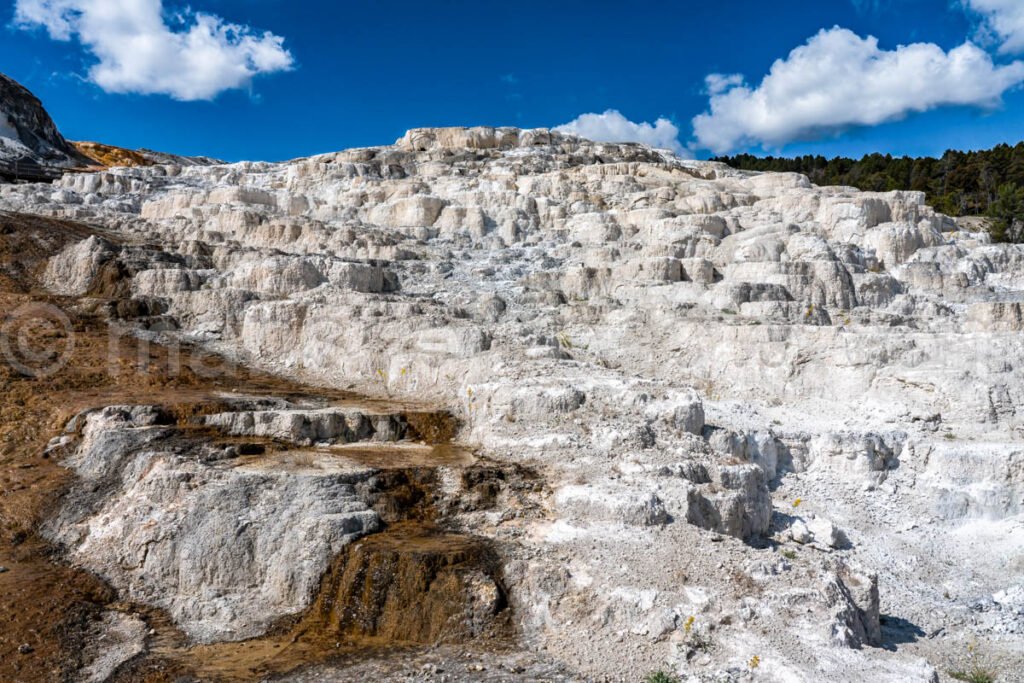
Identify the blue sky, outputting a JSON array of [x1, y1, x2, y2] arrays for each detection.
[[3, 0, 1024, 161]]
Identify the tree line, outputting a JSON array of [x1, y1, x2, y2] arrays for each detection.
[[713, 142, 1024, 242]]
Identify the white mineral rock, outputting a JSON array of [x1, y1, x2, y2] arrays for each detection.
[[4, 126, 1020, 681]]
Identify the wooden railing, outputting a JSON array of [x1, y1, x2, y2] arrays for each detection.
[[0, 159, 68, 183]]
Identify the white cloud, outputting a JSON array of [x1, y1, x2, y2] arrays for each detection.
[[691, 27, 1024, 154], [554, 110, 687, 157], [14, 0, 295, 101], [965, 0, 1024, 54], [704, 73, 743, 96]]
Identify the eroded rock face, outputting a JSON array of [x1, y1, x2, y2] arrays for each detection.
[[302, 523, 509, 644], [46, 404, 383, 643], [4, 127, 1022, 681], [827, 563, 882, 649], [0, 72, 92, 167]]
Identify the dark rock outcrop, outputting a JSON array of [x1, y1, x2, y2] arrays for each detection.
[[0, 72, 92, 168]]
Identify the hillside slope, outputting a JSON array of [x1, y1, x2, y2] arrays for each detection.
[[0, 73, 92, 168], [715, 145, 1024, 241], [0, 73, 222, 173], [1, 125, 1022, 682]]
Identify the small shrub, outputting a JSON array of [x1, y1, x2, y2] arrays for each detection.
[[948, 643, 999, 683], [288, 452, 318, 468], [949, 668, 997, 683], [680, 615, 712, 653], [644, 672, 680, 683], [555, 331, 588, 351], [781, 549, 797, 560]]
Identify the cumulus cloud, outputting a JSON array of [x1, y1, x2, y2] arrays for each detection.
[[14, 0, 295, 101], [965, 0, 1024, 54], [554, 110, 687, 156], [691, 27, 1024, 154]]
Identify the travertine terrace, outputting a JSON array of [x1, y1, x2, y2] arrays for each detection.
[[2, 124, 1023, 681]]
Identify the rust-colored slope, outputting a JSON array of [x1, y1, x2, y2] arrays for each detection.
[[72, 141, 153, 168]]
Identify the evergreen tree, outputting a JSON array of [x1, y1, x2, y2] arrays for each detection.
[[987, 183, 1024, 243]]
